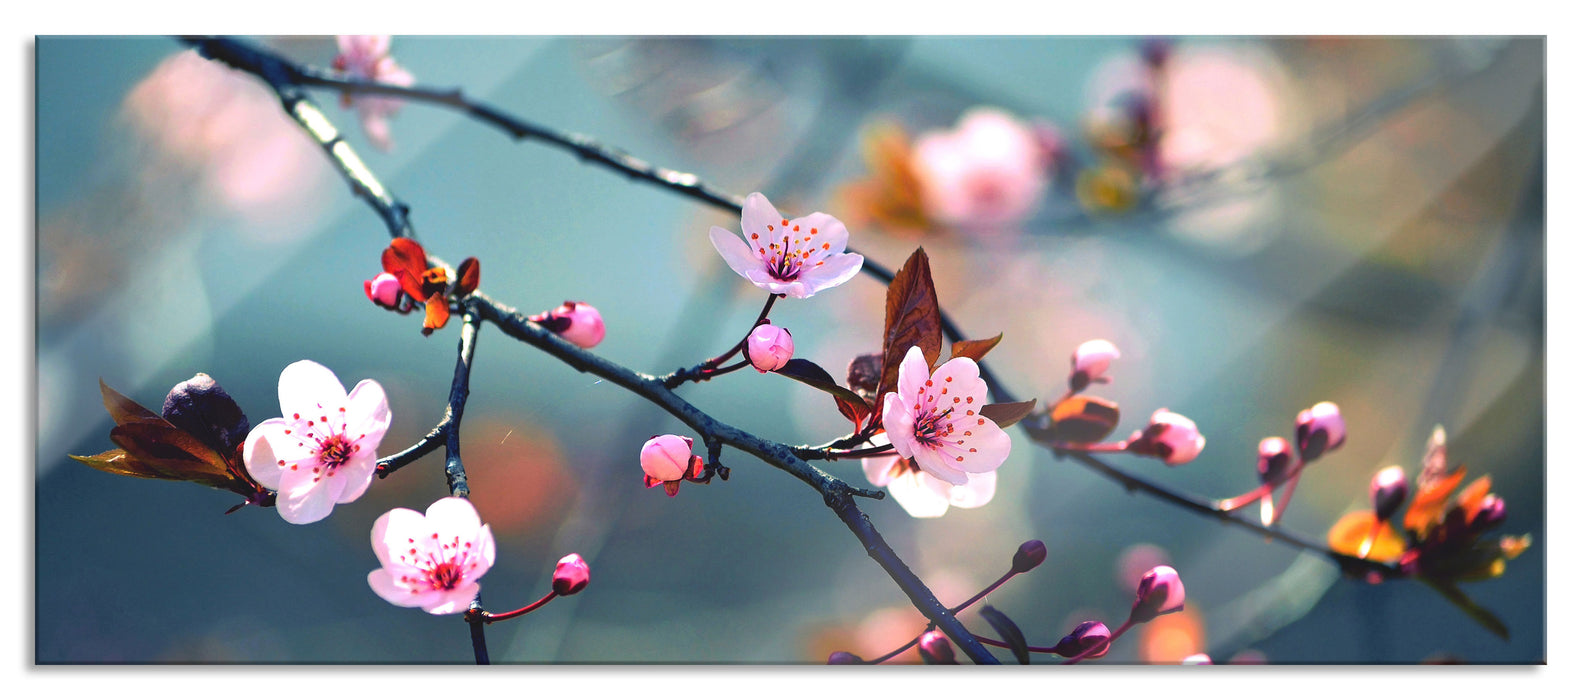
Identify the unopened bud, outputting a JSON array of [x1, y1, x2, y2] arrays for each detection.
[[1053, 620, 1111, 658], [1011, 540, 1047, 573], [826, 651, 863, 665], [531, 301, 606, 349], [1069, 339, 1120, 392], [1181, 653, 1213, 665], [1469, 494, 1507, 531], [1370, 466, 1408, 521], [364, 272, 402, 309], [917, 630, 957, 664], [746, 323, 794, 373], [1294, 401, 1346, 462], [1129, 565, 1186, 624], [551, 553, 590, 596], [162, 372, 252, 457], [1126, 409, 1205, 466], [640, 434, 695, 483], [1254, 436, 1295, 486]]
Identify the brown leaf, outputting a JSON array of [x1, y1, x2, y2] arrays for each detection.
[[382, 237, 428, 280], [949, 334, 1003, 364], [980, 399, 1037, 429], [99, 379, 162, 427], [876, 247, 942, 401], [1046, 395, 1121, 443], [109, 421, 235, 486], [1404, 464, 1466, 537], [422, 293, 450, 336], [70, 449, 165, 481], [455, 257, 480, 297]]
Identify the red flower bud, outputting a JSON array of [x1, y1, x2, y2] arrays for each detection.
[[1053, 620, 1111, 658], [1130, 565, 1186, 624], [1011, 540, 1047, 573], [917, 630, 957, 664], [1370, 466, 1408, 521], [551, 553, 589, 596]]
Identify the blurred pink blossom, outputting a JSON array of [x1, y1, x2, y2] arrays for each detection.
[[1126, 409, 1206, 466], [912, 108, 1049, 229], [333, 35, 415, 151], [861, 433, 996, 518]]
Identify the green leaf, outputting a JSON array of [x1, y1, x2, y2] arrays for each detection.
[[980, 605, 1030, 665]]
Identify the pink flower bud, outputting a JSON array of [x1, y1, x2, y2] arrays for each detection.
[[1257, 437, 1296, 485], [917, 630, 957, 664], [1011, 539, 1048, 573], [531, 301, 605, 349], [1129, 565, 1186, 624], [826, 651, 864, 664], [1053, 620, 1111, 658], [1469, 494, 1507, 531], [551, 553, 590, 596], [640, 434, 695, 483], [1181, 653, 1213, 665], [1370, 465, 1408, 521], [746, 323, 794, 373], [1126, 409, 1206, 466], [1294, 401, 1346, 461], [364, 272, 402, 309], [1069, 339, 1120, 392]]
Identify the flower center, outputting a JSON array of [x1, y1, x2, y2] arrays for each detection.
[[317, 434, 355, 471], [914, 406, 955, 447], [425, 561, 463, 591]]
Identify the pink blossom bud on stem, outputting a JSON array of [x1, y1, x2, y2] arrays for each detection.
[[1370, 466, 1408, 521], [551, 553, 590, 596], [1257, 437, 1296, 486], [530, 301, 606, 349], [1053, 620, 1111, 658], [917, 630, 957, 664], [746, 323, 794, 373], [1011, 539, 1047, 573], [364, 272, 402, 309], [1470, 494, 1507, 531], [1126, 409, 1206, 466], [1068, 339, 1119, 392], [639, 434, 704, 497], [1294, 401, 1346, 461], [1181, 653, 1213, 665], [1129, 565, 1186, 624]]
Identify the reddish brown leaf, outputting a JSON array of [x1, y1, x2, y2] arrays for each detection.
[[980, 399, 1037, 429], [382, 237, 428, 280], [99, 379, 162, 427], [109, 421, 236, 488], [70, 448, 163, 480], [422, 293, 450, 336], [949, 334, 1003, 364], [455, 257, 480, 297], [1046, 395, 1121, 443], [1405, 464, 1467, 537], [775, 359, 873, 427], [876, 247, 943, 401]]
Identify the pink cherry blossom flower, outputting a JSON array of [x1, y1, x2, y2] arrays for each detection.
[[1130, 565, 1186, 623], [746, 323, 794, 373], [243, 360, 391, 524], [639, 434, 704, 497], [880, 346, 1012, 486], [332, 35, 415, 152], [1125, 408, 1206, 466], [530, 301, 606, 349], [552, 553, 590, 596], [708, 192, 864, 299], [367, 497, 496, 615], [364, 271, 401, 309], [1069, 338, 1120, 391], [862, 433, 996, 518], [1294, 400, 1346, 461], [912, 108, 1049, 229]]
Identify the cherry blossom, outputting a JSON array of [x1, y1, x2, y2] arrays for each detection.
[[333, 35, 415, 151], [879, 346, 1012, 487], [708, 193, 864, 299], [530, 301, 606, 349], [1069, 338, 1120, 392], [367, 497, 496, 615], [242, 360, 390, 524], [912, 108, 1049, 229], [552, 553, 590, 596], [862, 434, 996, 518], [746, 323, 794, 373], [639, 434, 704, 497], [1125, 409, 1206, 466]]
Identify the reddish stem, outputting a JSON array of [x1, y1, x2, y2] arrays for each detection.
[[478, 591, 558, 624], [950, 569, 1017, 614]]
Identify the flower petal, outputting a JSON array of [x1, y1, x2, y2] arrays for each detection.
[[370, 506, 425, 568], [948, 471, 998, 509], [887, 470, 952, 518], [420, 581, 480, 615], [425, 496, 483, 534], [276, 465, 343, 524], [277, 360, 349, 418], [939, 420, 1012, 474], [345, 379, 392, 447], [911, 443, 968, 486], [334, 455, 378, 504], [242, 417, 296, 491], [740, 192, 782, 241], [881, 393, 918, 460], [709, 226, 765, 280], [862, 456, 899, 488], [896, 346, 931, 401], [794, 251, 864, 296]]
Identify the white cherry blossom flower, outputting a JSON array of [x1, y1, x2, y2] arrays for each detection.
[[708, 193, 864, 299], [862, 433, 996, 518], [367, 497, 496, 615], [879, 346, 1012, 486], [243, 360, 390, 524]]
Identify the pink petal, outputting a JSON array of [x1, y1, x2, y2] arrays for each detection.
[[910, 446, 968, 486], [739, 192, 782, 242], [424, 496, 483, 533], [277, 360, 350, 419], [333, 456, 378, 504], [862, 456, 899, 488], [880, 393, 919, 460], [345, 378, 392, 446], [939, 420, 1012, 475], [370, 507, 425, 568], [367, 569, 421, 606], [895, 346, 931, 403], [793, 252, 864, 295], [241, 417, 295, 491], [276, 470, 341, 524], [886, 470, 952, 518], [472, 524, 497, 574], [792, 211, 851, 256], [709, 226, 766, 280], [947, 471, 998, 509], [420, 582, 480, 615]]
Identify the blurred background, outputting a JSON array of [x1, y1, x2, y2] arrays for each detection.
[[34, 36, 1543, 663]]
